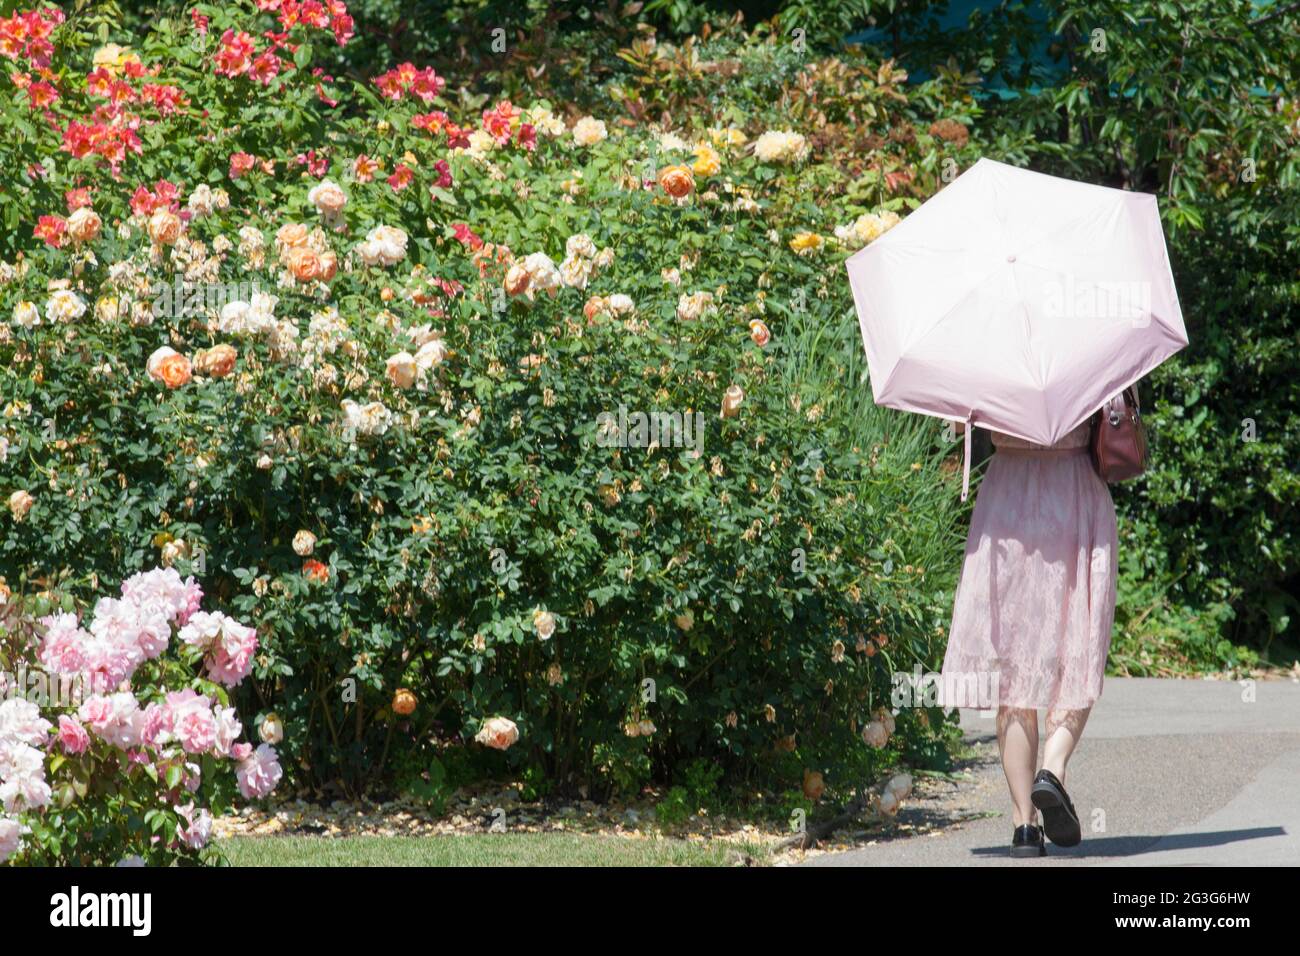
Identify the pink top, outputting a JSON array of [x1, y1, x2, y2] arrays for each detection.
[[991, 421, 1092, 451]]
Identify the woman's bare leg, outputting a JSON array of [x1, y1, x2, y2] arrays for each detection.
[[996, 706, 1038, 826], [1042, 707, 1092, 784]]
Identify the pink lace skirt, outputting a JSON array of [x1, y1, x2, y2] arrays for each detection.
[[938, 432, 1118, 711]]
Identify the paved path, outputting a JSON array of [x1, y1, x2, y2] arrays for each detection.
[[804, 677, 1300, 866]]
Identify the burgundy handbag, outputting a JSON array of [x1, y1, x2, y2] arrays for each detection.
[[1090, 384, 1147, 482]]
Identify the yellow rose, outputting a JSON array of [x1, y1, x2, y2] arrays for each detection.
[[691, 143, 721, 177], [789, 231, 824, 255], [92, 43, 140, 75]]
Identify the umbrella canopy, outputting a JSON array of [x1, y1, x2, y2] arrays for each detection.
[[845, 157, 1188, 500]]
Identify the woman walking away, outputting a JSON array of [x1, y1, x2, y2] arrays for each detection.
[[938, 416, 1118, 858]]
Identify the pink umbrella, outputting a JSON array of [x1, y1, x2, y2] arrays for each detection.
[[845, 157, 1188, 500]]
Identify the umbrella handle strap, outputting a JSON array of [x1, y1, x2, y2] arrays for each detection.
[[961, 414, 972, 503]]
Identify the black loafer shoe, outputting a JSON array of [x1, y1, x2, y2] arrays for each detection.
[[1031, 769, 1082, 847], [1010, 823, 1046, 858]]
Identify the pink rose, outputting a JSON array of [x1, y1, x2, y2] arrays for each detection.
[[57, 715, 89, 754], [236, 743, 282, 799]]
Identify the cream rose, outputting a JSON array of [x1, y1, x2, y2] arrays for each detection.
[[45, 290, 86, 324], [571, 116, 607, 147], [259, 713, 284, 745], [356, 225, 408, 267], [292, 529, 316, 556], [11, 301, 40, 328]]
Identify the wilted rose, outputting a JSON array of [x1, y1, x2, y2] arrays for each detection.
[[720, 384, 744, 418], [504, 263, 531, 296], [7, 490, 34, 521]]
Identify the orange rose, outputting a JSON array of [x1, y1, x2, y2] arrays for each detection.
[[157, 352, 192, 389], [287, 246, 322, 282], [658, 164, 695, 199], [147, 208, 182, 245], [194, 343, 237, 378], [303, 558, 329, 582], [392, 688, 417, 716]]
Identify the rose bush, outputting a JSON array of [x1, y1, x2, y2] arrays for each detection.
[[0, 567, 277, 865], [0, 2, 972, 806]]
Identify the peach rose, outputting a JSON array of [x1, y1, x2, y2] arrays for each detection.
[[749, 319, 771, 348], [147, 208, 182, 245], [658, 164, 695, 199], [194, 343, 237, 378], [157, 352, 192, 389], [287, 246, 322, 282], [307, 179, 347, 217], [475, 716, 519, 750], [275, 222, 310, 252], [385, 351, 418, 389], [146, 345, 178, 379], [67, 206, 102, 243]]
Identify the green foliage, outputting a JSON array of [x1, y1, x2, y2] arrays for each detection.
[[0, 3, 971, 803]]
